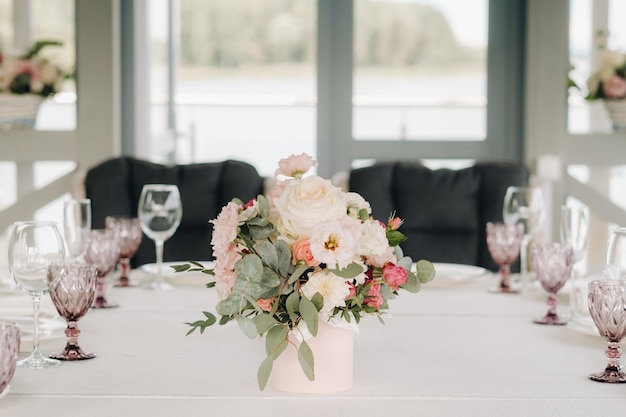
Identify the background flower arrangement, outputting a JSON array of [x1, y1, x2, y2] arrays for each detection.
[[0, 39, 66, 97], [179, 153, 435, 390], [586, 48, 626, 101]]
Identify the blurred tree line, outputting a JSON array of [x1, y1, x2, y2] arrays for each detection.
[[179, 0, 483, 69]]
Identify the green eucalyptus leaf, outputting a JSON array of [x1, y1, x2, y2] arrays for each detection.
[[253, 313, 276, 334], [266, 324, 288, 356], [415, 259, 436, 283], [247, 217, 269, 227], [297, 340, 315, 381], [248, 224, 274, 240], [299, 296, 319, 336], [216, 293, 247, 316], [310, 292, 324, 312], [288, 264, 310, 285], [275, 239, 292, 276], [171, 263, 191, 272], [401, 271, 420, 293], [257, 355, 274, 391], [330, 262, 365, 279], [236, 314, 258, 339], [257, 194, 270, 218], [285, 291, 300, 323], [259, 241, 278, 270]]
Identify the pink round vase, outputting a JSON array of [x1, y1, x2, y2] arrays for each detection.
[[271, 319, 354, 394]]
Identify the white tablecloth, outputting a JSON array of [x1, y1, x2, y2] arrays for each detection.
[[1, 268, 626, 416]]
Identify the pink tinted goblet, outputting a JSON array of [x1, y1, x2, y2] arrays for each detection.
[[531, 242, 574, 325], [486, 222, 524, 293], [0, 321, 20, 399], [48, 263, 98, 360], [587, 279, 626, 383], [84, 229, 120, 308], [105, 216, 142, 287]]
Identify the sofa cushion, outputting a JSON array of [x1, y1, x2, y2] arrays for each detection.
[[349, 161, 528, 271], [85, 157, 264, 266]]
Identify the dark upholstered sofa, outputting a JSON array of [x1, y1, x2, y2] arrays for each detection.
[[84, 157, 264, 267], [349, 161, 529, 272]]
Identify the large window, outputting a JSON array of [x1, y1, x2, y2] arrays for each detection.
[[353, 0, 487, 141]]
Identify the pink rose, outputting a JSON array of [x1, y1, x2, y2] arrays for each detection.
[[387, 216, 403, 230], [291, 237, 319, 267], [602, 75, 626, 99], [257, 297, 275, 312], [383, 263, 408, 290], [364, 281, 383, 309]]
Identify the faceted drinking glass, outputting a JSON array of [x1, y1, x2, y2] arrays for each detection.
[[84, 229, 121, 308], [48, 263, 98, 360], [486, 222, 524, 293], [530, 242, 574, 325], [0, 321, 20, 398], [588, 279, 626, 383], [105, 216, 143, 287]]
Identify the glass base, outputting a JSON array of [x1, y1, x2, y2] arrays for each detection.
[[589, 366, 626, 383], [489, 286, 520, 294], [92, 296, 119, 309], [114, 277, 138, 288], [534, 314, 567, 325], [18, 351, 61, 369], [0, 385, 9, 399], [49, 345, 96, 361], [144, 279, 174, 291]]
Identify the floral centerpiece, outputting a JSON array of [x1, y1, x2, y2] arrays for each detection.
[[178, 153, 435, 390], [0, 40, 65, 97], [0, 40, 65, 128], [586, 48, 626, 130]]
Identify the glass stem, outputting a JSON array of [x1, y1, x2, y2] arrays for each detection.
[[155, 239, 164, 285], [499, 263, 511, 290], [119, 257, 131, 285], [520, 235, 530, 290], [546, 293, 559, 318], [31, 294, 42, 355], [605, 341, 623, 373]]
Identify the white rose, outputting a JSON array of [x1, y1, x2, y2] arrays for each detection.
[[301, 269, 351, 321], [272, 175, 346, 241]]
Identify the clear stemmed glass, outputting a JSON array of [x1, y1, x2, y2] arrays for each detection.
[[605, 227, 626, 281], [530, 242, 574, 325], [561, 204, 590, 328], [0, 321, 20, 398], [138, 184, 182, 291], [486, 222, 524, 293], [84, 229, 121, 308], [587, 279, 626, 383], [47, 263, 98, 360], [8, 221, 65, 369], [105, 216, 143, 287], [503, 186, 545, 290], [63, 198, 92, 262]]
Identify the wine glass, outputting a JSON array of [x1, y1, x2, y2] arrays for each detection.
[[486, 222, 524, 293], [105, 216, 143, 287], [63, 198, 92, 262], [561, 204, 590, 328], [605, 227, 626, 281], [587, 279, 626, 383], [138, 184, 182, 291], [503, 186, 545, 290], [47, 263, 98, 360], [530, 242, 574, 325], [8, 221, 65, 369], [0, 321, 20, 398], [84, 229, 121, 308]]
